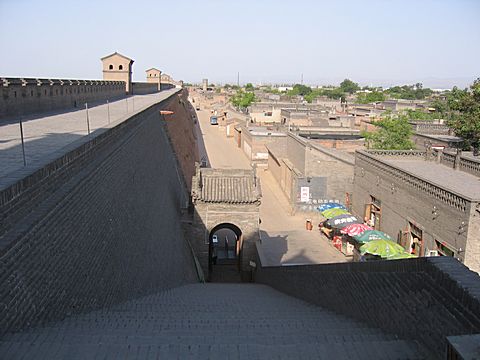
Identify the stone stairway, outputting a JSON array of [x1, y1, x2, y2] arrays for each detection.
[[0, 283, 425, 359]]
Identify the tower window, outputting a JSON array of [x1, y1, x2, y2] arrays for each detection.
[[119, 65, 123, 70], [109, 64, 113, 70]]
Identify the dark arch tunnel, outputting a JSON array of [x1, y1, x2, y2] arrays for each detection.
[[208, 223, 243, 282]]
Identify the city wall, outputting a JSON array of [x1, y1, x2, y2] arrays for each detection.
[[0, 77, 126, 120], [131, 82, 160, 95], [0, 94, 198, 335], [255, 253, 480, 359]]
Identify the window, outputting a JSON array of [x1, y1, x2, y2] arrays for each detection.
[[119, 64, 123, 70], [109, 64, 113, 70]]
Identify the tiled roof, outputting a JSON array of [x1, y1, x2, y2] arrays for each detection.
[[193, 169, 260, 204]]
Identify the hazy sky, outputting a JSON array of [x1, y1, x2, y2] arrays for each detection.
[[1, 0, 479, 88]]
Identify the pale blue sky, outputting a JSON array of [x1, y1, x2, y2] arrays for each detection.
[[0, 0, 479, 88]]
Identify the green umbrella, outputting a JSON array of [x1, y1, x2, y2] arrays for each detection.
[[353, 230, 392, 243], [360, 239, 405, 258], [386, 252, 417, 260], [321, 208, 350, 219]]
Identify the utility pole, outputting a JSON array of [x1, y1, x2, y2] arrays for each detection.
[[237, 72, 240, 87]]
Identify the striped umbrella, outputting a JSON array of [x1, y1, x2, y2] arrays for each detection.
[[340, 223, 373, 237]]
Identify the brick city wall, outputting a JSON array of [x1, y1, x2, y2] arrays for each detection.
[[0, 77, 126, 120], [161, 89, 199, 191], [0, 95, 198, 336], [131, 82, 160, 95], [255, 255, 480, 359]]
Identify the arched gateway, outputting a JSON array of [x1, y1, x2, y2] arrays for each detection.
[[190, 166, 261, 281]]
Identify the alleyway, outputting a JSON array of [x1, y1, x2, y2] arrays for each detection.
[[194, 93, 348, 266]]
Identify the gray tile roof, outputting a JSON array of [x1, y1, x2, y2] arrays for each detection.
[[193, 168, 261, 204]]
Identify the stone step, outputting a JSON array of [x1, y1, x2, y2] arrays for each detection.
[[0, 339, 423, 360], [0, 283, 425, 359]]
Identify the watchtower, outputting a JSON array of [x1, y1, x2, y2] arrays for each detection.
[[101, 52, 134, 94], [146, 68, 162, 91]]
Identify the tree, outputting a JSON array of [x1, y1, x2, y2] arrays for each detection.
[[230, 90, 256, 109], [385, 84, 433, 100], [404, 109, 437, 121], [362, 114, 414, 150], [245, 83, 254, 91], [446, 79, 480, 155], [288, 84, 312, 97], [356, 91, 385, 104], [340, 79, 360, 94]]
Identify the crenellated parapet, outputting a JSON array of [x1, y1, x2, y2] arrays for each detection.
[[0, 77, 126, 119]]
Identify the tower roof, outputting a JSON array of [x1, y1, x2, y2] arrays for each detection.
[[101, 52, 134, 63]]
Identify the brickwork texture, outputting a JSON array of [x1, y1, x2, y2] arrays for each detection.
[[256, 254, 480, 359], [0, 95, 198, 336]]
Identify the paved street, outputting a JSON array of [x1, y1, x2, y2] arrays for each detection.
[[0, 88, 180, 181], [194, 94, 348, 266]]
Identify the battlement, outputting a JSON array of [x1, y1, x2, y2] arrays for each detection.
[[0, 77, 127, 120]]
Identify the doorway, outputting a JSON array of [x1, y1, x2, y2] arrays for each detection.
[[208, 223, 243, 282], [364, 196, 381, 229], [407, 222, 424, 257]]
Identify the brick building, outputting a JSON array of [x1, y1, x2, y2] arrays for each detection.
[[267, 132, 355, 213], [353, 149, 480, 273]]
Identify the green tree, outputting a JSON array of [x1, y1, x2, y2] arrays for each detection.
[[230, 90, 256, 109], [404, 109, 437, 121], [340, 79, 360, 94], [287, 84, 312, 97], [446, 79, 480, 155], [245, 83, 254, 91], [362, 114, 415, 150], [356, 91, 385, 104], [385, 84, 433, 100]]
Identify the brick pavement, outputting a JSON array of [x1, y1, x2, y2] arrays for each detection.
[[0, 89, 179, 180], [0, 283, 423, 359]]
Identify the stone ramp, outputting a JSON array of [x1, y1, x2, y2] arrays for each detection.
[[0, 284, 424, 359]]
